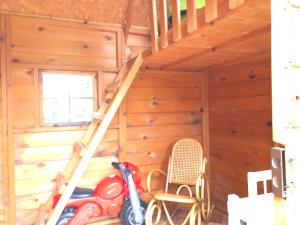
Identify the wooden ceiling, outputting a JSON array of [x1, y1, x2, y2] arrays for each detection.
[[143, 0, 271, 71], [0, 0, 150, 27]]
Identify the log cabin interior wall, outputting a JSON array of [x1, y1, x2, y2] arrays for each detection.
[[125, 70, 206, 190], [0, 14, 151, 225], [142, 0, 272, 214], [0, 1, 274, 224], [208, 55, 272, 212], [0, 13, 208, 225]]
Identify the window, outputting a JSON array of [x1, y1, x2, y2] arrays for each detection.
[[40, 71, 97, 126]]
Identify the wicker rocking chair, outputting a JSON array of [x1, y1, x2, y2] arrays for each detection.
[[145, 139, 213, 225]]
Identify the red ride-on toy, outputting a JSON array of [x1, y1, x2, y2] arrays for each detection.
[[53, 162, 147, 225]]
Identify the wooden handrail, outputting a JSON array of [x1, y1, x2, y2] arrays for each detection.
[[123, 0, 134, 44]]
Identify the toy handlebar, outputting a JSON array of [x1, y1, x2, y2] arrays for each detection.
[[112, 162, 131, 181], [111, 162, 121, 169]]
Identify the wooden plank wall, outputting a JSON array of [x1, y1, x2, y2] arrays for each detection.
[[0, 15, 4, 224], [208, 56, 272, 212], [0, 13, 206, 225], [10, 15, 119, 224], [124, 70, 206, 192], [0, 68, 2, 225], [0, 14, 150, 225]]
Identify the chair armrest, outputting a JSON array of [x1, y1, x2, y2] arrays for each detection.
[[147, 169, 167, 195], [195, 172, 205, 201], [196, 156, 207, 200], [202, 157, 207, 173]]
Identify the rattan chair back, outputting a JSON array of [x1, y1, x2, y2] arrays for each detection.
[[168, 138, 203, 185]]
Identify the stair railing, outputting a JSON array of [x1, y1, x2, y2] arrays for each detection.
[[149, 0, 245, 54]]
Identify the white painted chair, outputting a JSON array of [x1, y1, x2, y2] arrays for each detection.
[[247, 170, 272, 196], [227, 170, 274, 225]]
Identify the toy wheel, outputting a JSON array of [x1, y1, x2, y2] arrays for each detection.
[[120, 199, 147, 225], [56, 207, 76, 225]]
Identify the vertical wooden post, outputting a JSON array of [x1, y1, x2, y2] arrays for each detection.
[[272, 1, 300, 224], [171, 0, 182, 41], [187, 0, 197, 33], [123, 0, 133, 45], [5, 15, 16, 225], [0, 15, 9, 225], [271, 0, 294, 144], [201, 73, 209, 167], [159, 0, 169, 48], [117, 29, 123, 68], [149, 0, 159, 53], [1, 15, 16, 225], [205, 0, 218, 23]]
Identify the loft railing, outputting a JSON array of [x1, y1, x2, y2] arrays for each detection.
[[149, 0, 245, 53]]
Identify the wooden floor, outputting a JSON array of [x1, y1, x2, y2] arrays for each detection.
[[89, 208, 228, 225]]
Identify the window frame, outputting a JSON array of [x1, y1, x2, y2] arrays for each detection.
[[39, 70, 98, 127]]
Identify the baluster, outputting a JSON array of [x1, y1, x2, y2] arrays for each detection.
[[205, 0, 218, 23], [159, 0, 169, 48], [171, 0, 182, 41], [187, 0, 197, 33], [150, 0, 159, 52]]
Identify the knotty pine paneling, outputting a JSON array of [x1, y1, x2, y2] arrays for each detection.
[[1, 15, 151, 225], [11, 67, 35, 128], [209, 57, 272, 212], [125, 70, 205, 193], [10, 16, 118, 69]]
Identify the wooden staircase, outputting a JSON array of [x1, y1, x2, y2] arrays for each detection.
[[35, 53, 143, 225]]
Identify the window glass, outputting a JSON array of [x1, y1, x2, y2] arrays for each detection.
[[41, 71, 96, 125]]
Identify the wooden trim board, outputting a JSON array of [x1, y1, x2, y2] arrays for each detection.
[[1, 15, 16, 225]]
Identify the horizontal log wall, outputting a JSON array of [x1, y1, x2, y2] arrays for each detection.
[[125, 70, 206, 193], [11, 16, 119, 225], [209, 56, 272, 212], [0, 14, 150, 225]]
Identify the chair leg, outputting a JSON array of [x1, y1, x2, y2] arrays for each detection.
[[201, 177, 214, 221], [161, 201, 177, 225], [162, 201, 198, 225], [189, 204, 202, 225], [145, 199, 163, 225], [146, 199, 201, 225], [227, 194, 241, 225]]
